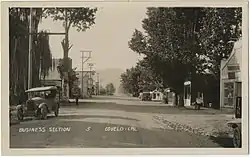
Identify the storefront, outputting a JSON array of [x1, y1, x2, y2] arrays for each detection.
[[220, 38, 242, 108], [151, 89, 163, 101]]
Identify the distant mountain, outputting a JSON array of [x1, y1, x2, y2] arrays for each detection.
[[96, 68, 125, 94]]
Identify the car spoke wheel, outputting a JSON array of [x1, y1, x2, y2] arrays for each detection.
[[233, 127, 241, 148], [17, 110, 24, 121], [54, 108, 59, 117], [41, 107, 48, 120]]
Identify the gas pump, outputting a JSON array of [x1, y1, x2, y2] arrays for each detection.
[[227, 81, 242, 148]]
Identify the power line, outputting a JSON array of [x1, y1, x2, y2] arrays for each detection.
[[80, 50, 91, 98]]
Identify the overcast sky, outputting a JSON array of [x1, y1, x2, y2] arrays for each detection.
[[38, 6, 146, 71]]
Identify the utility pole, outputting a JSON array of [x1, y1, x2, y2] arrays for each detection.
[[81, 52, 84, 97], [28, 8, 33, 90], [80, 50, 91, 98], [88, 63, 94, 97], [27, 8, 66, 90], [96, 73, 100, 95]]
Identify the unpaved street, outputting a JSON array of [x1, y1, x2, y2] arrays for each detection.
[[10, 96, 233, 148]]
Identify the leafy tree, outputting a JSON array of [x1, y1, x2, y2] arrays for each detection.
[[105, 83, 116, 95], [68, 67, 79, 98], [120, 67, 140, 96], [199, 8, 242, 77], [197, 8, 242, 107], [43, 8, 97, 72], [120, 58, 163, 96], [9, 8, 52, 105], [35, 30, 53, 80], [136, 58, 163, 91], [128, 7, 242, 107], [43, 8, 97, 99], [99, 86, 106, 95], [129, 8, 204, 106]]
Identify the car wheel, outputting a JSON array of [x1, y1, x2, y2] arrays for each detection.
[[233, 127, 241, 148], [54, 108, 59, 117], [41, 107, 48, 120], [17, 110, 24, 121]]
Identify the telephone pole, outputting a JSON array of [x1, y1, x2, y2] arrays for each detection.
[[28, 8, 33, 90], [96, 72, 100, 95], [87, 63, 94, 97], [27, 8, 66, 90], [80, 50, 91, 97]]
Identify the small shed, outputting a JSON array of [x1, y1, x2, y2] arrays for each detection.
[[151, 89, 163, 101]]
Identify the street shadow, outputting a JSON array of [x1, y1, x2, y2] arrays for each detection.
[[182, 107, 206, 111], [56, 114, 139, 122], [91, 96, 141, 102], [209, 132, 234, 148], [69, 102, 221, 115], [13, 115, 57, 125]]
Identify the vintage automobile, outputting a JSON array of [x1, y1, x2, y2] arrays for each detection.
[[141, 92, 152, 101], [16, 86, 60, 120]]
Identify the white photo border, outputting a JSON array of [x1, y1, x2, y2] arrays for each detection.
[[1, 0, 249, 155]]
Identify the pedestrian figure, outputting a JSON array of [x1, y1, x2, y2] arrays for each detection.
[[75, 94, 79, 106], [194, 97, 202, 110]]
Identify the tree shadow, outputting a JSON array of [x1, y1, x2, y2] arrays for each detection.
[[209, 132, 234, 148], [66, 102, 221, 115]]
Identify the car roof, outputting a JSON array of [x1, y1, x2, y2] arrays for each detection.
[[25, 86, 57, 93]]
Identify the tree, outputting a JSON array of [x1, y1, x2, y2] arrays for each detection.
[[120, 58, 163, 96], [99, 86, 106, 95], [120, 67, 140, 96], [35, 30, 53, 81], [197, 8, 242, 108], [128, 7, 242, 107], [43, 8, 97, 98], [129, 8, 204, 106], [44, 8, 97, 69], [68, 67, 79, 98], [105, 83, 116, 95], [9, 8, 52, 105], [136, 58, 163, 91]]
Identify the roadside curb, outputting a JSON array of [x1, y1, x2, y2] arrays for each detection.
[[153, 115, 231, 138]]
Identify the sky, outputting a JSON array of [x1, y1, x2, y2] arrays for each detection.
[[38, 6, 147, 71]]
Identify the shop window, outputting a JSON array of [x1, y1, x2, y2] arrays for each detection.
[[228, 72, 236, 79]]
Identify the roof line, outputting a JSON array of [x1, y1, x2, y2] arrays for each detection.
[[221, 39, 242, 70]]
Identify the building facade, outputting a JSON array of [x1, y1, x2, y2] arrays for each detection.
[[40, 58, 62, 98], [220, 38, 242, 108], [41, 58, 62, 87]]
